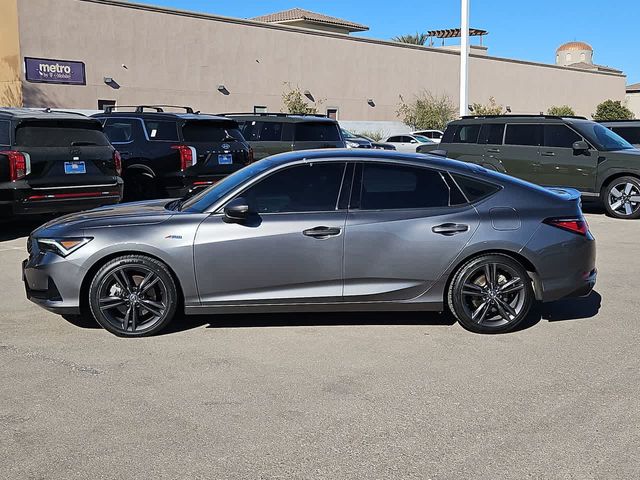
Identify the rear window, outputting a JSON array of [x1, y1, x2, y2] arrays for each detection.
[[611, 126, 640, 145], [14, 121, 110, 147], [181, 121, 244, 142], [144, 120, 178, 141], [295, 122, 340, 142], [0, 120, 10, 145], [452, 174, 501, 202], [441, 125, 457, 143]]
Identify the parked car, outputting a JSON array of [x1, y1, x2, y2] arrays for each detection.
[[0, 108, 123, 217], [599, 120, 640, 148], [418, 115, 640, 219], [412, 129, 444, 143], [224, 113, 345, 160], [355, 134, 396, 150], [24, 149, 596, 337], [383, 134, 435, 153], [93, 105, 252, 200], [342, 129, 373, 148]]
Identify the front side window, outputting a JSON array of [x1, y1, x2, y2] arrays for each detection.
[[357, 163, 450, 210], [295, 123, 341, 142], [504, 124, 542, 146], [241, 162, 345, 213], [387, 136, 401, 143], [452, 125, 481, 144], [102, 118, 141, 143], [543, 124, 582, 148], [573, 123, 634, 151], [144, 120, 178, 141]]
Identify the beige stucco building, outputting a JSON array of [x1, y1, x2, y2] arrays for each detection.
[[0, 0, 628, 120], [626, 83, 640, 118]]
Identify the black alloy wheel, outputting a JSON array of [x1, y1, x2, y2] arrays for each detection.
[[448, 254, 534, 334], [89, 255, 178, 337]]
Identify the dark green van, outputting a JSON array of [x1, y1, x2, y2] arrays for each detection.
[[418, 115, 640, 219], [222, 113, 345, 161]]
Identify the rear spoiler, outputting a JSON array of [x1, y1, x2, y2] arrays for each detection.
[[545, 187, 582, 202]]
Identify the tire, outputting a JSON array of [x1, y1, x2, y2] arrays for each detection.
[[447, 254, 534, 334], [88, 255, 178, 337], [123, 170, 159, 202], [602, 176, 640, 219]]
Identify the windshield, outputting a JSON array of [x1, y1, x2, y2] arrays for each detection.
[[413, 135, 432, 143], [341, 129, 357, 139], [178, 160, 274, 212], [573, 122, 635, 151], [15, 120, 110, 147]]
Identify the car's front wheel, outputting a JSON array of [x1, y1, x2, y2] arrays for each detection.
[[88, 255, 178, 337], [448, 254, 534, 334], [603, 176, 640, 219]]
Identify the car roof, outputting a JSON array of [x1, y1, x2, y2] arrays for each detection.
[[92, 111, 233, 122], [0, 108, 98, 122], [258, 148, 482, 174], [450, 115, 589, 125], [217, 113, 338, 124]]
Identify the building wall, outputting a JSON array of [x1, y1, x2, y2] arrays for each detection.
[[626, 92, 640, 118], [14, 0, 626, 120], [0, 0, 23, 107]]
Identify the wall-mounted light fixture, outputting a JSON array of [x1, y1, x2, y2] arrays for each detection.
[[468, 104, 474, 113], [303, 90, 314, 101], [217, 84, 229, 95], [103, 77, 113, 84], [506, 105, 512, 113], [367, 98, 375, 107]]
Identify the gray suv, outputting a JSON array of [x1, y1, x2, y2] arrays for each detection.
[[222, 113, 345, 160], [419, 115, 640, 219]]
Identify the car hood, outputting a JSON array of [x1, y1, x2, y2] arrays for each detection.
[[33, 199, 174, 236], [607, 148, 640, 156]]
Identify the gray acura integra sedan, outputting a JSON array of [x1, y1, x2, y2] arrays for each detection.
[[23, 149, 597, 337]]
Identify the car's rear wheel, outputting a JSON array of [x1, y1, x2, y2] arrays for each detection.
[[88, 255, 178, 337], [603, 176, 640, 219], [124, 170, 159, 201], [448, 254, 534, 334]]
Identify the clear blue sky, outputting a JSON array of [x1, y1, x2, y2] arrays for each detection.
[[137, 0, 639, 84]]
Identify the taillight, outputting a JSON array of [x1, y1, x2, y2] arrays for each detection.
[[171, 145, 195, 171], [112, 150, 122, 176], [1, 150, 30, 181], [247, 147, 254, 164], [544, 217, 589, 236]]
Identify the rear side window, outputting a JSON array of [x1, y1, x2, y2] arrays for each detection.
[[14, 121, 110, 147], [478, 124, 505, 145], [452, 174, 501, 202], [543, 125, 582, 148], [441, 125, 457, 143], [144, 120, 178, 141], [504, 124, 542, 146], [452, 124, 480, 144], [0, 120, 10, 145], [611, 127, 640, 144], [241, 121, 283, 141], [181, 121, 243, 142], [358, 164, 450, 210], [295, 122, 340, 142]]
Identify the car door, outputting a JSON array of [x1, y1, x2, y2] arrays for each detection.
[[538, 124, 597, 190], [479, 123, 505, 170], [500, 123, 542, 184], [193, 161, 348, 304], [343, 162, 480, 301]]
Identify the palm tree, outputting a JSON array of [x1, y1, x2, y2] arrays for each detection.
[[392, 32, 428, 46]]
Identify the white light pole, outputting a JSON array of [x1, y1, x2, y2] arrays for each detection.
[[459, 0, 470, 117]]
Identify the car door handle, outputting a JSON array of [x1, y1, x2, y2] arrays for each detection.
[[487, 148, 500, 153], [540, 151, 555, 157], [303, 226, 342, 238], [432, 223, 469, 236]]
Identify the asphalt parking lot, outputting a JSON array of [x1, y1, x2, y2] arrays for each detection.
[[1, 209, 639, 479]]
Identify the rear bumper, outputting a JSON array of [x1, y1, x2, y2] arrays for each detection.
[[0, 181, 123, 217]]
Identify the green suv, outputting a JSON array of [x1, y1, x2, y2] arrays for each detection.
[[222, 113, 345, 161], [418, 115, 640, 219]]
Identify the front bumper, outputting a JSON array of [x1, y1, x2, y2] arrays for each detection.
[[22, 253, 83, 315]]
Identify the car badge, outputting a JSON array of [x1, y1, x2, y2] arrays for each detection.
[[221, 143, 231, 150]]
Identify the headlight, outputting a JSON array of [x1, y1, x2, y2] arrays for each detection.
[[36, 237, 92, 257], [346, 141, 360, 148]]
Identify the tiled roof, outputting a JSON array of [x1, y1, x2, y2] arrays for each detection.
[[557, 41, 593, 52], [566, 62, 622, 74], [627, 83, 640, 92], [252, 8, 368, 32]]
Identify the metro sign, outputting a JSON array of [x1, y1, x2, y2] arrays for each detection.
[[24, 57, 86, 85]]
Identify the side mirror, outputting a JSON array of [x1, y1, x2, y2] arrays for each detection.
[[572, 140, 590, 155], [223, 197, 250, 223], [410, 139, 418, 143]]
